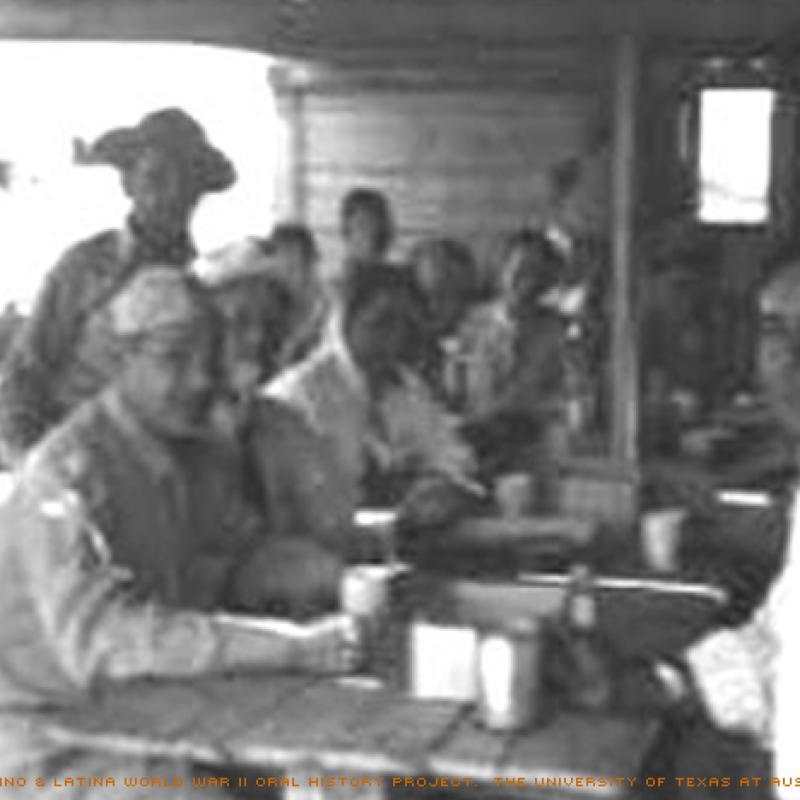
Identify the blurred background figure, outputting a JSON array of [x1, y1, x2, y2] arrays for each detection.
[[338, 187, 396, 289], [409, 236, 483, 404], [453, 230, 591, 480], [268, 222, 329, 366], [264, 265, 477, 532]]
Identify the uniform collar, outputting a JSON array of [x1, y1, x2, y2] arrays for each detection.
[[118, 215, 196, 269]]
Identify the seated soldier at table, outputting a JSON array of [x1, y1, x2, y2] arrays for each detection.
[[0, 272, 358, 799], [648, 263, 800, 798], [201, 253, 354, 563], [197, 223, 328, 371], [263, 265, 478, 534], [455, 229, 589, 479], [22, 266, 340, 616]]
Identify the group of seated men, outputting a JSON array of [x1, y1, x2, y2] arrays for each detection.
[[0, 105, 798, 798], [0, 106, 597, 795]]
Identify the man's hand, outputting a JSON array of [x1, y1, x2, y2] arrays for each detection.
[[294, 614, 363, 675], [231, 539, 343, 618]]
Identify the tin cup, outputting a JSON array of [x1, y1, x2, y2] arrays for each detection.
[[641, 508, 687, 573], [494, 473, 534, 518], [478, 618, 542, 731]]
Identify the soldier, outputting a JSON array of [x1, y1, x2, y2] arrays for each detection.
[[0, 108, 235, 462]]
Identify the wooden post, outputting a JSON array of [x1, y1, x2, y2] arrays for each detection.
[[610, 34, 639, 469], [270, 64, 308, 221]]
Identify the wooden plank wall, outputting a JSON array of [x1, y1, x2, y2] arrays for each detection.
[[271, 47, 609, 277]]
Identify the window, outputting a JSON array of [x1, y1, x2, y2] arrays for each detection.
[[697, 87, 774, 225], [0, 42, 280, 311]]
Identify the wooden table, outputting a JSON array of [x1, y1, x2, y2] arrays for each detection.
[[42, 673, 657, 799]]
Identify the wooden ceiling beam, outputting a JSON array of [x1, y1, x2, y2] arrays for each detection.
[[2, 0, 800, 55]]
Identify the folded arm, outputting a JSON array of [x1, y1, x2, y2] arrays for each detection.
[[13, 480, 352, 692]]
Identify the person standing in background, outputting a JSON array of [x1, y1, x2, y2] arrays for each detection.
[[0, 107, 235, 464], [339, 188, 396, 282]]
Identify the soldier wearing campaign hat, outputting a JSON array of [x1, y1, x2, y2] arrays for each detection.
[[0, 108, 236, 463]]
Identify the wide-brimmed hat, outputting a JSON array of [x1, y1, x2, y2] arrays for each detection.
[[85, 107, 235, 193]]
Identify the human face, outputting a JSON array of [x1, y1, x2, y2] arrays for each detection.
[[344, 207, 389, 264], [215, 282, 286, 395], [122, 326, 219, 437], [415, 258, 469, 337], [124, 148, 201, 237], [346, 291, 422, 384], [274, 242, 316, 301]]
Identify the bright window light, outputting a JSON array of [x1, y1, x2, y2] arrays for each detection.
[[698, 87, 774, 225], [0, 42, 280, 311]]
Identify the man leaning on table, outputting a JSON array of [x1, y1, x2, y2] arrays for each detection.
[[655, 262, 800, 797], [0, 268, 358, 798]]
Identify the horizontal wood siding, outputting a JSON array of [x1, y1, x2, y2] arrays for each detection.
[[275, 58, 605, 275]]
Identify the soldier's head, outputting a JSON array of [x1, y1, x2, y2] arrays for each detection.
[[268, 223, 320, 302], [87, 107, 235, 239], [340, 188, 395, 265], [410, 237, 480, 337], [111, 267, 223, 437], [340, 265, 428, 387], [497, 229, 566, 321], [209, 275, 293, 396]]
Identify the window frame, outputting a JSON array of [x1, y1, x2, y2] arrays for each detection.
[[683, 56, 780, 229]]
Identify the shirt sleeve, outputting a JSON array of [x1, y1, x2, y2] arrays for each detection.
[[16, 481, 223, 688], [13, 477, 302, 691]]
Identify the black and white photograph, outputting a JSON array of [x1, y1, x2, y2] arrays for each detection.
[[0, 1, 797, 798]]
